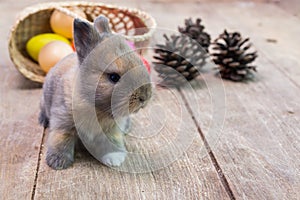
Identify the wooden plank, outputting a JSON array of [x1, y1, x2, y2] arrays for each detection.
[[137, 1, 236, 198], [0, 111, 43, 200], [138, 0, 300, 87], [179, 2, 300, 199], [274, 0, 300, 18], [0, 1, 45, 199], [34, 87, 229, 199], [210, 2, 300, 87]]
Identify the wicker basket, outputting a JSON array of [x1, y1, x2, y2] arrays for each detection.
[[8, 1, 156, 83]]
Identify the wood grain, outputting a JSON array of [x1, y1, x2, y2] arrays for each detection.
[[178, 2, 300, 199], [274, 0, 300, 18], [0, 112, 43, 200], [0, 1, 45, 199], [3, 0, 300, 199], [210, 2, 300, 88]]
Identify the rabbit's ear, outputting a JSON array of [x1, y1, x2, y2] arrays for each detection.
[[94, 16, 112, 34], [74, 18, 101, 64]]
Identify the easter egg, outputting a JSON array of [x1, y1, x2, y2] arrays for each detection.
[[38, 41, 73, 73], [26, 33, 71, 61], [125, 41, 151, 73], [141, 56, 151, 73], [71, 40, 76, 51], [50, 9, 87, 39]]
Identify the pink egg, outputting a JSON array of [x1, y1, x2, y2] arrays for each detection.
[[38, 41, 73, 73]]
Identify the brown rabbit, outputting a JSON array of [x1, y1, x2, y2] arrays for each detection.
[[39, 16, 152, 170]]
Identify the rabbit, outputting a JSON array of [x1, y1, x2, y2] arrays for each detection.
[[38, 15, 152, 170]]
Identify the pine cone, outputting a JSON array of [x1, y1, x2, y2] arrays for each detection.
[[153, 34, 208, 87], [178, 18, 211, 53], [211, 30, 257, 81]]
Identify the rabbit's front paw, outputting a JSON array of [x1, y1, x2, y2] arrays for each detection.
[[101, 152, 127, 167], [46, 149, 74, 170]]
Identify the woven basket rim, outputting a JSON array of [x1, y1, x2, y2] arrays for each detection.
[[11, 1, 157, 41], [8, 1, 157, 83]]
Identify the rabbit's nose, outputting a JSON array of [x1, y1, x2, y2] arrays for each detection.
[[134, 84, 152, 103]]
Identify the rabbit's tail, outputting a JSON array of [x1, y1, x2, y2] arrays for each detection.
[[39, 109, 49, 128], [38, 97, 49, 128]]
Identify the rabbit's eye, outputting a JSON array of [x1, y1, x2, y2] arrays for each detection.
[[108, 73, 120, 83]]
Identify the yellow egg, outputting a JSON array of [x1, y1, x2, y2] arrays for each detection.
[[38, 41, 73, 73], [50, 9, 87, 39], [26, 33, 71, 61]]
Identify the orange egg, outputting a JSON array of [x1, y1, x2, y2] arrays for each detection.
[[38, 41, 73, 73], [50, 9, 87, 39]]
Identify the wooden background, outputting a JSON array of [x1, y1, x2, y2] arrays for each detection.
[[0, 0, 299, 199]]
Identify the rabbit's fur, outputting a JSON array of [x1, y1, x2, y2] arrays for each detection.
[[39, 16, 152, 170]]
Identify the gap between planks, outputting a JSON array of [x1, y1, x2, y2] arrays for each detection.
[[31, 128, 46, 200], [178, 89, 236, 200]]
